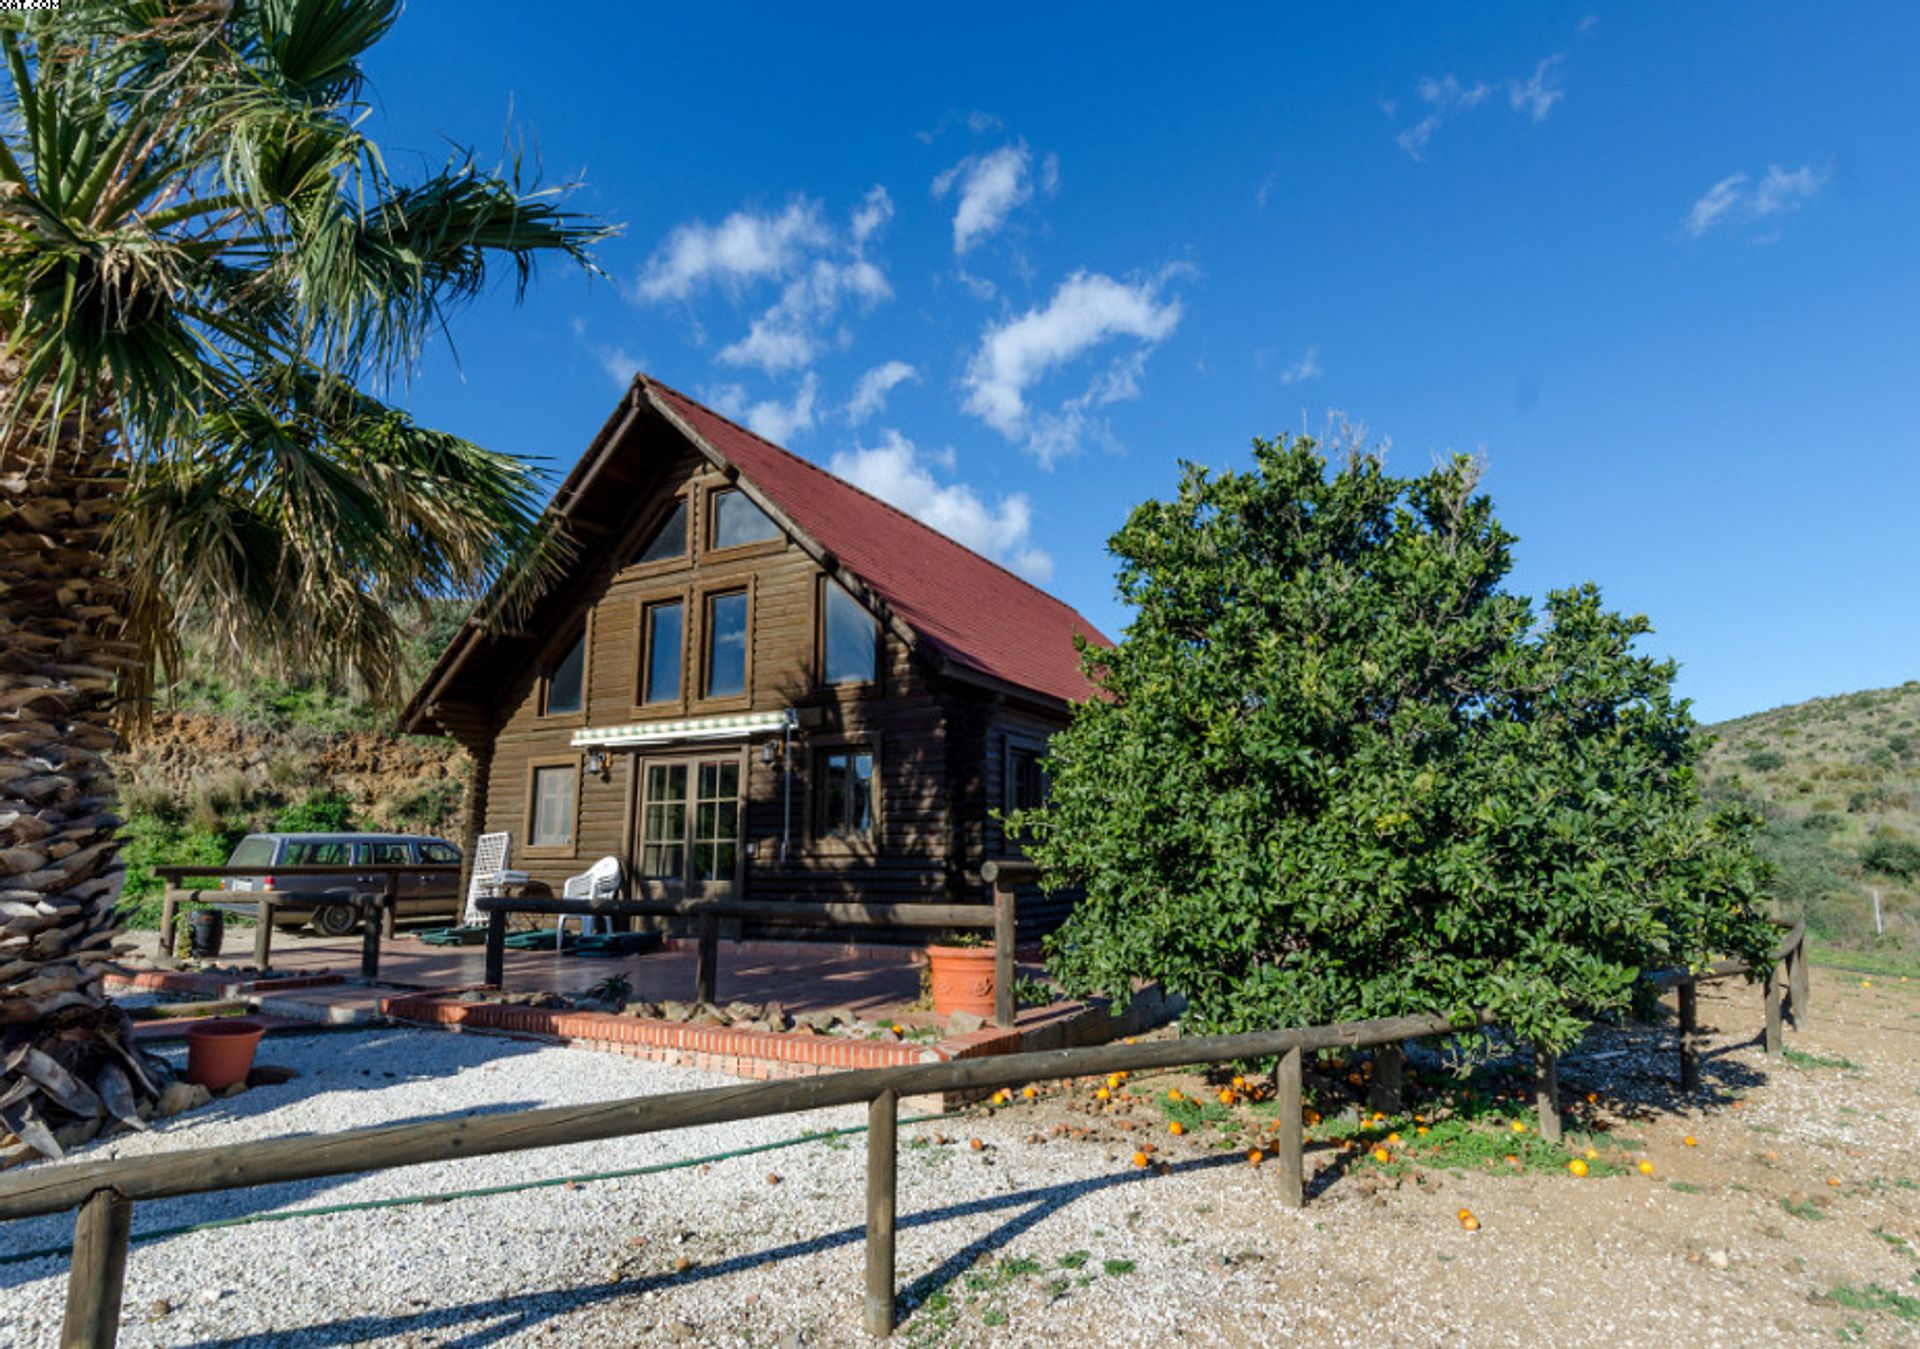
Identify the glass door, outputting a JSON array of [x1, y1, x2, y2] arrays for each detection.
[[636, 755, 743, 898]]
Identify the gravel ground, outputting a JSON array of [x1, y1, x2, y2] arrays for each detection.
[[4, 970, 1919, 1347]]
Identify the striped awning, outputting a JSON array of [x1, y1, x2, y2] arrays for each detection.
[[570, 710, 795, 748]]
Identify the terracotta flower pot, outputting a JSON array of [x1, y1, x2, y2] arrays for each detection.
[[186, 1019, 266, 1092], [927, 944, 998, 1020]]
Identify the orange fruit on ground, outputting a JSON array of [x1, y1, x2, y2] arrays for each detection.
[[1584, 1148, 1599, 1160], [1504, 1154, 1520, 1166], [1637, 1160, 1655, 1175], [1568, 1159, 1589, 1177], [1683, 1136, 1698, 1147], [1461, 1215, 1480, 1232], [1247, 1149, 1264, 1166], [891, 1023, 904, 1034], [969, 1138, 984, 1151], [1132, 1151, 1149, 1168], [1022, 1086, 1037, 1099], [1826, 1177, 1842, 1187], [1416, 1126, 1429, 1136], [1218, 1090, 1235, 1105], [1372, 1147, 1391, 1164], [1169, 1121, 1185, 1136], [1232, 1075, 1246, 1089], [1096, 1087, 1110, 1101], [1387, 1132, 1402, 1144], [1510, 1121, 1526, 1133], [1456, 1208, 1473, 1221], [1168, 1089, 1183, 1101]]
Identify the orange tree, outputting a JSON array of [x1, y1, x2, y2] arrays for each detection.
[[1022, 436, 1774, 1052]]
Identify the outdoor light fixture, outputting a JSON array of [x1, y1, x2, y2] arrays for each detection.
[[584, 748, 607, 777], [761, 740, 778, 764]]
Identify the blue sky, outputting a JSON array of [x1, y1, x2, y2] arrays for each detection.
[[369, 3, 1918, 724]]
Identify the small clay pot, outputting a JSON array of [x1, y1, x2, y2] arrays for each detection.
[[186, 1019, 266, 1092]]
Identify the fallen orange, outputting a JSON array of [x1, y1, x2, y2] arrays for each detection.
[[1568, 1159, 1589, 1177]]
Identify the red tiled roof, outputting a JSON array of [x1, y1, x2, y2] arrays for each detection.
[[647, 378, 1110, 705]]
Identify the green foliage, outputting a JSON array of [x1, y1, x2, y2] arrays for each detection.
[[1745, 749, 1787, 773], [116, 814, 238, 927], [1862, 833, 1920, 880], [1023, 437, 1775, 1053], [271, 790, 357, 833]]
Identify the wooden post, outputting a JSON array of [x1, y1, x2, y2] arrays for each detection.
[[61, 1187, 131, 1349], [252, 899, 273, 973], [159, 891, 179, 958], [1367, 1043, 1404, 1114], [1677, 983, 1700, 1093], [360, 896, 381, 981], [1787, 938, 1810, 1029], [992, 879, 1016, 1029], [864, 1089, 898, 1337], [1764, 962, 1783, 1056], [483, 909, 506, 988], [695, 910, 718, 1005], [1275, 1044, 1304, 1208], [381, 871, 398, 941], [1534, 1050, 1561, 1143]]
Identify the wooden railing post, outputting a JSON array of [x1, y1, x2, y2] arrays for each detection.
[[252, 898, 273, 972], [695, 910, 719, 1005], [381, 869, 398, 941], [61, 1187, 131, 1349], [360, 894, 382, 981], [159, 890, 179, 958], [1367, 1044, 1404, 1114], [1764, 962, 1784, 1056], [483, 908, 506, 988], [1787, 936, 1810, 1029], [864, 1089, 898, 1337], [1275, 1044, 1304, 1208], [1534, 1050, 1562, 1143], [992, 878, 1016, 1029], [1677, 982, 1700, 1093]]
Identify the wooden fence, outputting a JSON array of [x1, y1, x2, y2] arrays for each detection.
[[4, 915, 1805, 1347]]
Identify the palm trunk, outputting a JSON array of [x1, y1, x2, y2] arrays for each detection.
[[1, 429, 170, 1162]]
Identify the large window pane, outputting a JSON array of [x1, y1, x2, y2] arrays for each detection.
[[705, 591, 748, 697], [711, 489, 780, 549], [823, 580, 878, 685], [545, 630, 585, 716], [644, 600, 683, 704], [530, 765, 575, 847], [634, 498, 687, 565]]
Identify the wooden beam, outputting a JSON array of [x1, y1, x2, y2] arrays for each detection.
[[475, 895, 999, 930], [864, 1089, 898, 1337], [1534, 1050, 1561, 1144], [60, 1188, 130, 1349], [1678, 983, 1700, 1094], [1764, 963, 1784, 1056], [992, 878, 1016, 1029], [695, 911, 719, 1005], [0, 1010, 1500, 1220], [1274, 1045, 1304, 1208]]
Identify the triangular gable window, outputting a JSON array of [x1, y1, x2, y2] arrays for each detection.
[[634, 498, 687, 566]]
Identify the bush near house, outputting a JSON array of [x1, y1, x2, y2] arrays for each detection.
[[1020, 435, 1776, 1053]]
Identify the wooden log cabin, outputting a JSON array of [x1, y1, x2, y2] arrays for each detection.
[[401, 373, 1109, 936]]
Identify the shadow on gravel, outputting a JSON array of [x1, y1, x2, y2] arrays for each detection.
[[163, 1153, 1245, 1349]]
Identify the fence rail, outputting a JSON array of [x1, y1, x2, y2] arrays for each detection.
[[9, 914, 1805, 1347]]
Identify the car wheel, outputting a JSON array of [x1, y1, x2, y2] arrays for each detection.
[[311, 903, 360, 938]]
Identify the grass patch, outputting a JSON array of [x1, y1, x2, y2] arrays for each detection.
[[1823, 1283, 1920, 1323], [1670, 1180, 1703, 1194], [1336, 1109, 1634, 1179], [1102, 1259, 1136, 1276], [1809, 943, 1920, 981], [1781, 1196, 1828, 1222], [1783, 1047, 1862, 1071]]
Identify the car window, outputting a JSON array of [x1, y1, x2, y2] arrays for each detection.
[[282, 841, 350, 866], [365, 842, 412, 865], [227, 837, 276, 869], [419, 843, 461, 865]]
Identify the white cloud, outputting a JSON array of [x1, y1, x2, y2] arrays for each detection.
[[1278, 346, 1322, 385], [1418, 74, 1491, 110], [1396, 116, 1441, 161], [1685, 174, 1748, 237], [830, 430, 1052, 581], [1509, 55, 1565, 122], [962, 270, 1182, 462], [642, 188, 896, 377], [708, 373, 818, 445], [848, 360, 917, 424], [636, 200, 827, 301], [934, 143, 1034, 254], [1684, 163, 1828, 239]]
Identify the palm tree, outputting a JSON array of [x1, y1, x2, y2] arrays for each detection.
[[0, 2, 607, 1157]]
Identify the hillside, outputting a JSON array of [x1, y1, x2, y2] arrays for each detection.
[[1698, 681, 1920, 953]]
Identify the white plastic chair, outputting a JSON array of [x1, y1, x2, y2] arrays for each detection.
[[556, 855, 624, 950], [465, 831, 528, 926]]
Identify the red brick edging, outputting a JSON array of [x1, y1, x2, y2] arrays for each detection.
[[106, 969, 346, 998], [381, 993, 1022, 1081]]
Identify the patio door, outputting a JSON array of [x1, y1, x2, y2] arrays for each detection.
[[636, 753, 743, 899]]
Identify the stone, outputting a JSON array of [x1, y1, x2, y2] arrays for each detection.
[[823, 1006, 856, 1028], [724, 1001, 760, 1023], [792, 1010, 833, 1033], [761, 1000, 789, 1030], [1705, 1249, 1730, 1270], [660, 1001, 694, 1023], [947, 1010, 987, 1035], [219, 1081, 248, 1099], [692, 1001, 730, 1025], [624, 1001, 663, 1020], [155, 1081, 211, 1118]]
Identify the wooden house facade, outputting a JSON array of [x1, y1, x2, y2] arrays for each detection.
[[401, 374, 1109, 933]]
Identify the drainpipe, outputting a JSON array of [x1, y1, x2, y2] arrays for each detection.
[[780, 711, 795, 862]]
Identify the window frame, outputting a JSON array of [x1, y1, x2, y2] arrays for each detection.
[[631, 584, 692, 715], [694, 578, 756, 710], [809, 733, 883, 855], [815, 573, 882, 693], [703, 484, 786, 562], [536, 618, 590, 726], [619, 488, 694, 579], [522, 754, 583, 859]]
